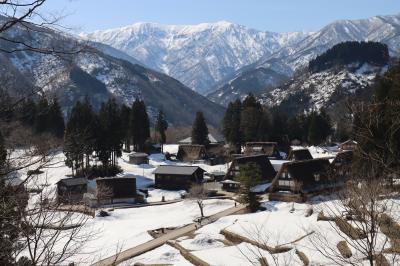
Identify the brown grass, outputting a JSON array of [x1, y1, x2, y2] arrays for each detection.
[[375, 254, 390, 266], [378, 213, 400, 252], [334, 217, 366, 239], [295, 249, 309, 266], [258, 257, 269, 266], [305, 207, 313, 217], [317, 211, 335, 221], [336, 241, 352, 258]]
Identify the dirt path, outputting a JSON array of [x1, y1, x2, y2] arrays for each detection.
[[91, 204, 246, 266]]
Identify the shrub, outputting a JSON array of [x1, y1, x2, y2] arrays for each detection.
[[295, 249, 309, 265], [337, 241, 352, 258], [334, 217, 366, 240]]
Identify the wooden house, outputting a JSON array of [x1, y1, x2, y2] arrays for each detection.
[[270, 158, 335, 202], [288, 148, 313, 161], [225, 154, 277, 182], [153, 165, 205, 190], [57, 177, 87, 204], [129, 152, 149, 165], [178, 133, 225, 145], [205, 144, 227, 165], [331, 150, 353, 180], [244, 142, 281, 159], [177, 144, 207, 162], [96, 175, 138, 204], [339, 140, 358, 151], [221, 180, 241, 192]]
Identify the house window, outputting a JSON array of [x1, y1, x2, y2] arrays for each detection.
[[314, 173, 320, 181]]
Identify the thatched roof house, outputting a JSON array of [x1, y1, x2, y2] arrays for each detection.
[[226, 154, 277, 182], [288, 148, 313, 161], [177, 144, 207, 162], [244, 142, 281, 159], [270, 158, 335, 197], [178, 133, 225, 144], [339, 139, 358, 151], [153, 165, 205, 190], [331, 150, 353, 179]]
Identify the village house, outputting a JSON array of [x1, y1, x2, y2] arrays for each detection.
[[95, 174, 142, 205], [129, 152, 149, 165], [331, 150, 353, 180], [339, 139, 358, 151], [269, 158, 334, 202], [57, 177, 87, 204], [177, 144, 207, 162], [177, 144, 227, 165], [225, 154, 277, 182], [244, 142, 282, 159], [221, 179, 241, 192], [153, 165, 205, 190], [287, 148, 313, 161], [178, 132, 225, 145]]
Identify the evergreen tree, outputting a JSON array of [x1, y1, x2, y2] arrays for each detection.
[[34, 97, 49, 134], [257, 109, 272, 141], [240, 94, 262, 142], [191, 111, 209, 145], [130, 99, 150, 152], [47, 98, 65, 138], [222, 100, 242, 153], [19, 98, 37, 127], [120, 104, 131, 152], [236, 162, 262, 212], [155, 110, 168, 153], [97, 98, 123, 166], [308, 111, 323, 145]]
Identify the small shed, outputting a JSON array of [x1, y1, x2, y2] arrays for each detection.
[[270, 158, 336, 199], [57, 177, 87, 204], [339, 140, 358, 151], [177, 144, 207, 162], [244, 142, 281, 159], [129, 152, 149, 165], [221, 180, 240, 192], [288, 148, 313, 161], [96, 175, 137, 204], [226, 154, 277, 182], [153, 165, 205, 190]]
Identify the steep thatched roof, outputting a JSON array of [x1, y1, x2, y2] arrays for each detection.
[[244, 142, 281, 158], [177, 144, 207, 162], [228, 154, 277, 181], [272, 158, 332, 193], [288, 149, 313, 161]]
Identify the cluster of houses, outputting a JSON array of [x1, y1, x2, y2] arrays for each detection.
[[56, 133, 357, 205]]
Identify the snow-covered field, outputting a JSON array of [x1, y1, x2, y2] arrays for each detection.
[[12, 145, 235, 264], [131, 198, 400, 266]]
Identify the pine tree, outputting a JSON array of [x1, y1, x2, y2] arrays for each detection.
[[155, 110, 168, 152], [240, 94, 263, 142], [308, 111, 323, 145], [120, 104, 131, 152], [19, 98, 37, 127], [191, 111, 209, 145], [34, 97, 49, 134], [222, 100, 242, 153], [236, 162, 262, 212], [130, 99, 150, 152], [47, 97, 65, 138]]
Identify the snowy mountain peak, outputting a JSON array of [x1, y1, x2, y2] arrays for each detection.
[[82, 21, 308, 94]]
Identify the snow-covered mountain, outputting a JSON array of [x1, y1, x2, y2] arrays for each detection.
[[82, 22, 309, 94], [0, 18, 225, 126], [258, 62, 387, 115], [209, 13, 400, 105]]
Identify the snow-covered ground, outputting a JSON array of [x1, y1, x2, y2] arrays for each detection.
[[131, 197, 400, 266], [11, 145, 234, 264]]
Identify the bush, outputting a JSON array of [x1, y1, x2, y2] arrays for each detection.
[[337, 241, 352, 258], [98, 210, 110, 217], [335, 217, 366, 239], [295, 249, 309, 265]]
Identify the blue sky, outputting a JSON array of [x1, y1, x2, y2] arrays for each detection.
[[41, 0, 400, 33]]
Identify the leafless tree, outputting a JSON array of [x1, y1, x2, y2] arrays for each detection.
[[188, 183, 208, 220], [17, 187, 95, 265]]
